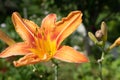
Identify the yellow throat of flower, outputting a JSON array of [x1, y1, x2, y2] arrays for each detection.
[[30, 34, 57, 61]]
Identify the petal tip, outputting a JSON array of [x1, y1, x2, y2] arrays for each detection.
[[12, 12, 22, 26], [13, 61, 19, 67], [54, 46, 89, 64]]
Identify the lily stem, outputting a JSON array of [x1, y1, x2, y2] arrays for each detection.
[[97, 47, 105, 80], [52, 59, 59, 80], [98, 61, 103, 80], [54, 64, 58, 80]]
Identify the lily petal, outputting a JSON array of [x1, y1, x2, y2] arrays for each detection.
[[12, 12, 34, 42], [41, 14, 56, 33], [55, 11, 82, 47], [0, 29, 16, 46], [54, 46, 89, 63], [13, 53, 41, 67], [23, 19, 40, 34], [0, 42, 30, 58]]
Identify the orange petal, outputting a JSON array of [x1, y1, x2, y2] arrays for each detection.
[[54, 11, 82, 47], [0, 29, 16, 46], [41, 14, 56, 33], [0, 42, 30, 58], [54, 46, 89, 63], [13, 53, 41, 67], [12, 12, 35, 42], [23, 19, 40, 34], [109, 37, 120, 50]]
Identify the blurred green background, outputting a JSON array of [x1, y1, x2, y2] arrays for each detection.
[[0, 0, 120, 80]]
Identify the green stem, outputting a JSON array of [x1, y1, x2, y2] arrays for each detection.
[[52, 59, 59, 80], [54, 64, 58, 80], [97, 47, 105, 80], [98, 61, 103, 80]]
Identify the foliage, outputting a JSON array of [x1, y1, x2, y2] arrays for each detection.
[[0, 0, 120, 80]]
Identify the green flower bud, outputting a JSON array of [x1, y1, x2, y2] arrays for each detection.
[[101, 21, 107, 42], [96, 41, 104, 46], [88, 32, 98, 44]]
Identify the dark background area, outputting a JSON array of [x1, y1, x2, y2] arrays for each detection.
[[0, 0, 120, 80]]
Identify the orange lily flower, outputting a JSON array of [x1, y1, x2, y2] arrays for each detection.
[[0, 11, 89, 67]]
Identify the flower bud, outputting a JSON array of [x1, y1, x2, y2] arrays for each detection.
[[109, 37, 120, 50], [95, 30, 103, 41], [96, 41, 104, 46], [88, 32, 98, 44], [101, 22, 107, 42], [115, 37, 120, 45]]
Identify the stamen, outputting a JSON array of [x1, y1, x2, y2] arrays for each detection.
[[30, 28, 57, 61]]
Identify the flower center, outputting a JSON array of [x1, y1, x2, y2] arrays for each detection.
[[30, 33, 56, 61]]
